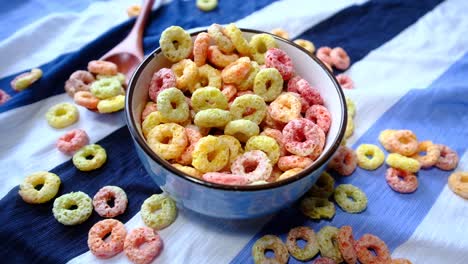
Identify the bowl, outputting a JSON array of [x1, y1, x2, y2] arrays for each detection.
[[125, 28, 347, 219]]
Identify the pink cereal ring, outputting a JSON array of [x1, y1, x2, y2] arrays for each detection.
[[202, 172, 249, 186], [65, 70, 95, 97], [277, 155, 313, 171], [337, 226, 357, 264], [148, 68, 176, 102], [74, 91, 99, 110], [222, 84, 238, 102], [193, 32, 211, 66], [328, 146, 357, 176], [355, 234, 391, 264], [265, 48, 295, 80], [288, 77, 324, 107], [435, 144, 459, 170], [305, 104, 331, 134], [260, 128, 287, 156], [231, 150, 273, 182], [87, 60, 118, 75], [141, 102, 158, 121], [175, 127, 202, 165], [88, 219, 127, 259], [283, 118, 325, 157], [316, 47, 333, 66], [385, 168, 418, 193], [314, 258, 337, 264], [330, 47, 351, 70], [124, 227, 163, 264], [335, 74, 354, 89], [93, 186, 128, 218], [56, 129, 89, 154], [0, 89, 11, 105]]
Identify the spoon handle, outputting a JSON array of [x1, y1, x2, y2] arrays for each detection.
[[129, 0, 156, 45]]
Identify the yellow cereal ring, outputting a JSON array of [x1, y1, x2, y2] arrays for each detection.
[[172, 164, 203, 178], [194, 109, 231, 128], [249, 33, 277, 64], [160, 26, 192, 62], [147, 123, 188, 160], [142, 111, 165, 138], [192, 135, 229, 172], [73, 144, 107, 171], [245, 135, 280, 165], [386, 153, 421, 173], [345, 117, 354, 139], [18, 171, 61, 204], [207, 24, 235, 53], [356, 144, 385, 170], [294, 39, 315, 53], [218, 135, 243, 166], [90, 78, 123, 99], [230, 94, 267, 124], [157, 87, 189, 123], [271, 28, 289, 39], [11, 68, 43, 91], [45, 102, 79, 129], [253, 68, 283, 102], [97, 94, 125, 113], [268, 92, 301, 123], [224, 119, 260, 143], [171, 59, 198, 91], [346, 97, 356, 118], [278, 168, 303, 181], [194, 64, 222, 91], [191, 86, 228, 111], [224, 23, 252, 56], [238, 61, 260, 91]]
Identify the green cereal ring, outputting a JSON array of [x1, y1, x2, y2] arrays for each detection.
[[224, 119, 260, 143], [334, 184, 368, 213], [307, 171, 335, 198], [160, 26, 192, 62], [245, 135, 280, 165], [218, 135, 243, 166], [142, 111, 164, 138], [73, 144, 107, 171], [253, 68, 283, 102], [252, 235, 289, 264], [53, 191, 93, 225], [141, 194, 177, 230], [300, 196, 335, 220], [18, 171, 61, 204], [90, 78, 123, 99], [45, 102, 79, 129], [225, 23, 252, 56], [194, 64, 222, 91], [192, 135, 229, 172], [238, 61, 260, 91], [157, 87, 189, 123], [249, 33, 277, 64], [191, 86, 228, 112], [356, 144, 385, 170], [230, 94, 267, 125], [386, 153, 421, 173], [194, 109, 231, 128], [196, 0, 218, 12], [286, 226, 319, 261], [317, 226, 343, 263], [97, 94, 125, 113], [346, 97, 356, 118], [96, 73, 126, 86]]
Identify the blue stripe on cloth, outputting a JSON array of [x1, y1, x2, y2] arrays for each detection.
[[0, 0, 278, 113]]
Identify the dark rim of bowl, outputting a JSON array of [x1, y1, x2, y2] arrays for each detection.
[[125, 28, 347, 192]]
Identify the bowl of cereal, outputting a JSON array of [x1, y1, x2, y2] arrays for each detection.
[[125, 24, 347, 219]]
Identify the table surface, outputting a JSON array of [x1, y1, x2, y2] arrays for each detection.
[[0, 0, 467, 263]]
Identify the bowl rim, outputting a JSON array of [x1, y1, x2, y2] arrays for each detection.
[[125, 27, 347, 192]]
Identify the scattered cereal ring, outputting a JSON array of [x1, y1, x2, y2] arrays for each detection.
[[260, 128, 287, 157], [344, 117, 354, 139], [448, 171, 468, 199], [355, 234, 391, 264], [194, 109, 231, 128], [171, 59, 198, 91], [271, 28, 289, 39], [334, 184, 368, 213], [142, 111, 164, 138], [207, 24, 235, 53], [88, 219, 126, 259], [265, 48, 295, 80], [73, 144, 107, 171], [175, 127, 202, 165], [245, 135, 280, 165], [294, 39, 315, 53], [218, 135, 243, 166], [56, 129, 89, 154], [11, 68, 43, 91], [141, 194, 177, 230], [411, 141, 440, 169], [307, 171, 335, 198], [337, 226, 357, 264], [65, 70, 95, 97], [392, 259, 413, 264], [330, 47, 351, 70], [253, 68, 283, 102], [53, 191, 93, 225], [230, 94, 267, 124], [202, 172, 249, 185], [97, 95, 125, 113], [148, 68, 176, 101], [250, 33, 277, 64], [0, 89, 11, 105], [141, 101, 157, 121], [231, 150, 273, 182], [283, 118, 325, 157], [336, 74, 354, 89], [74, 91, 99, 110], [346, 97, 356, 118], [192, 135, 229, 172], [435, 144, 459, 171], [277, 155, 313, 171], [278, 168, 303, 181], [287, 77, 324, 106], [191, 86, 228, 111], [316, 47, 333, 66], [160, 26, 192, 62], [317, 226, 343, 263], [207, 45, 240, 68], [127, 4, 141, 17], [328, 146, 357, 176], [193, 32, 211, 66], [93, 186, 128, 218], [18, 171, 61, 204], [286, 226, 319, 261], [314, 258, 337, 264], [222, 57, 252, 85], [88, 60, 118, 75], [386, 153, 421, 173], [157, 87, 189, 122], [45, 103, 79, 129], [356, 144, 385, 170], [238, 61, 260, 91], [224, 23, 252, 56], [385, 168, 418, 194], [252, 235, 289, 264], [90, 78, 123, 99], [268, 92, 302, 123], [305, 104, 332, 134], [172, 164, 203, 178], [300, 196, 336, 219], [124, 227, 163, 264], [147, 123, 188, 160], [224, 119, 260, 142], [194, 64, 222, 90], [386, 130, 418, 156]]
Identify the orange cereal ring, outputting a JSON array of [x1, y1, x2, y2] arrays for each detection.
[[355, 234, 391, 264], [222, 57, 251, 85], [268, 92, 301, 123], [87, 60, 118, 75], [193, 32, 211, 66], [411, 140, 440, 168], [147, 123, 188, 160], [283, 118, 325, 157], [328, 146, 357, 176], [337, 226, 357, 264], [386, 130, 418, 156], [175, 127, 202, 165], [278, 155, 313, 171], [238, 61, 260, 91], [448, 171, 468, 199], [207, 45, 239, 68], [435, 144, 459, 170], [74, 91, 99, 110], [231, 150, 273, 183], [207, 24, 235, 53], [171, 59, 198, 91], [221, 84, 237, 102], [124, 227, 163, 264], [88, 219, 126, 259], [271, 28, 289, 39], [330, 47, 351, 70], [65, 70, 95, 97], [316, 46, 333, 66], [386, 168, 418, 194], [192, 135, 229, 173]]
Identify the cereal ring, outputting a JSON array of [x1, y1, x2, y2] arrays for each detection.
[[252, 235, 289, 264], [97, 95, 125, 113], [316, 47, 333, 66], [346, 97, 356, 118], [278, 168, 303, 181], [218, 135, 243, 166], [294, 39, 315, 53], [11, 68, 43, 91], [436, 144, 459, 170], [202, 172, 249, 185], [93, 186, 128, 218], [141, 101, 158, 121], [271, 28, 289, 39], [96, 73, 126, 86], [260, 128, 287, 157], [147, 123, 188, 160], [142, 111, 164, 138], [124, 227, 163, 264], [224, 119, 260, 142], [286, 226, 319, 261], [330, 47, 351, 70], [245, 135, 280, 165], [53, 191, 93, 225], [231, 150, 273, 182], [334, 184, 368, 213], [300, 196, 336, 219], [268, 92, 301, 123], [175, 127, 202, 165], [392, 259, 413, 264], [379, 129, 396, 150], [172, 164, 203, 178], [336, 74, 354, 89], [74, 91, 99, 110], [278, 155, 313, 171], [337, 226, 357, 264], [171, 59, 198, 91], [317, 226, 343, 263], [224, 23, 252, 56], [194, 109, 231, 128], [207, 24, 235, 53], [157, 87, 189, 122], [314, 258, 337, 264], [0, 89, 11, 105], [73, 144, 107, 171], [65, 70, 95, 97], [238, 61, 260, 91], [222, 57, 252, 85], [197, 0, 218, 11], [192, 135, 229, 172], [287, 77, 324, 106], [283, 118, 325, 157], [307, 171, 335, 198], [305, 104, 332, 134], [46, 102, 79, 129], [386, 168, 418, 194], [230, 94, 267, 124], [356, 144, 385, 170], [18, 171, 61, 204], [253, 68, 283, 102], [88, 60, 118, 75], [386, 153, 421, 173], [148, 68, 176, 101], [90, 78, 123, 99], [265, 48, 295, 80], [221, 84, 237, 102], [328, 146, 357, 176], [127, 4, 141, 17], [250, 33, 277, 64], [141, 194, 177, 230], [448, 171, 468, 199], [191, 86, 228, 111], [160, 26, 192, 62], [355, 234, 391, 264], [194, 64, 222, 91], [56, 129, 89, 154], [88, 219, 126, 258], [386, 130, 418, 156], [193, 32, 211, 66], [410, 141, 440, 168], [207, 45, 240, 68]]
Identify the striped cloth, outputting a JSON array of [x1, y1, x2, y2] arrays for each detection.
[[1, 0, 467, 263]]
